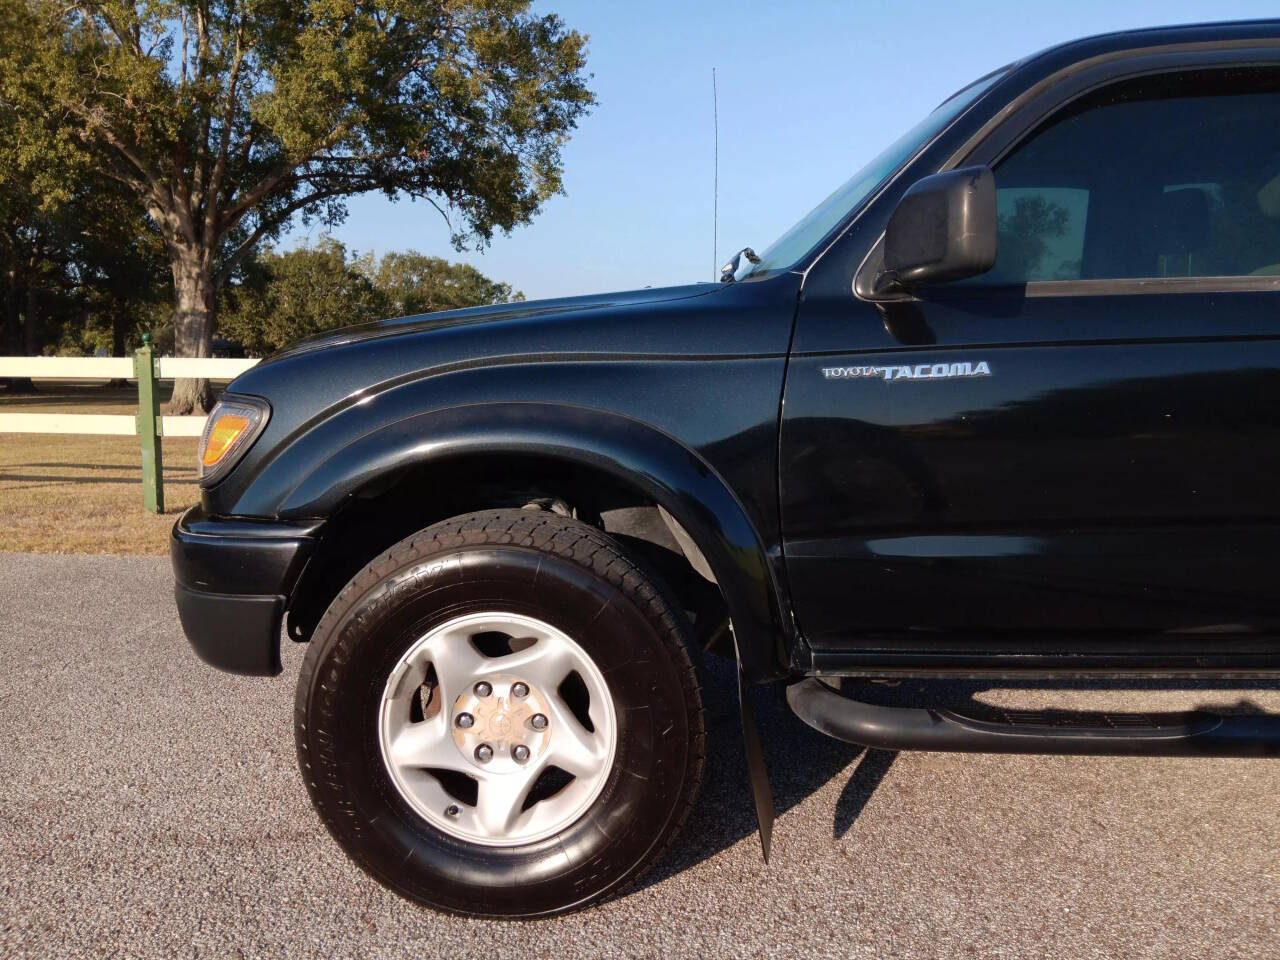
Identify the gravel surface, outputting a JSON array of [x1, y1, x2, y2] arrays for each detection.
[[1, 552, 1278, 959]]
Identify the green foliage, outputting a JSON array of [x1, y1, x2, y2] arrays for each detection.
[[219, 238, 383, 353], [0, 4, 88, 215], [219, 238, 521, 354], [359, 249, 524, 316], [0, 12, 172, 365], [8, 0, 593, 272]]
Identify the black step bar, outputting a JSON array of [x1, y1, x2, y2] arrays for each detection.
[[786, 679, 1280, 757]]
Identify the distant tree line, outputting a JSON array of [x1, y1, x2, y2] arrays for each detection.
[[221, 240, 524, 355], [0, 232, 522, 372]]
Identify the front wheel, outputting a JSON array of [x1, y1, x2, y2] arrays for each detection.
[[294, 510, 705, 917]]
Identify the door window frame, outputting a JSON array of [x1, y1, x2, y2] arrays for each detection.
[[852, 43, 1280, 302]]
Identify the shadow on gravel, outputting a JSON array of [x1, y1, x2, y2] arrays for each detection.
[[833, 748, 898, 839], [632, 666, 1280, 893], [633, 657, 877, 892]]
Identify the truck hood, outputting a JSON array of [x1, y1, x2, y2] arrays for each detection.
[[265, 282, 724, 363], [208, 269, 804, 517]]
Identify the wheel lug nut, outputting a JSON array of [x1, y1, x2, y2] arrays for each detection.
[[512, 744, 531, 762], [511, 681, 529, 698], [455, 712, 474, 729], [530, 713, 548, 730], [474, 681, 492, 697], [474, 743, 494, 763], [444, 804, 460, 818]]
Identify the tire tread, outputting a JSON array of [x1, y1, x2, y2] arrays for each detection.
[[294, 509, 704, 915]]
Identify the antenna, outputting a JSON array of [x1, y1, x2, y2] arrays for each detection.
[[712, 66, 718, 281]]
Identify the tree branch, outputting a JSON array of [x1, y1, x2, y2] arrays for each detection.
[[215, 186, 358, 287], [203, 24, 245, 250], [92, 5, 144, 58], [64, 100, 162, 195], [221, 110, 363, 227]]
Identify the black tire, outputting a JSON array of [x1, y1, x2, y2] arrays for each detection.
[[294, 509, 705, 917]]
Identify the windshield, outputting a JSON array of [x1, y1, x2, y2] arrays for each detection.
[[742, 69, 1006, 278]]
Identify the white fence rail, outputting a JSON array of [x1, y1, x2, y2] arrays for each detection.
[[157, 357, 260, 379], [0, 412, 209, 436], [0, 356, 136, 378], [0, 355, 258, 437], [2, 351, 260, 511]]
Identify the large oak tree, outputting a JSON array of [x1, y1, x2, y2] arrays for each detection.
[[8, 1, 592, 411]]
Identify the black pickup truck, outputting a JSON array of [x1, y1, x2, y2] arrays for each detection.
[[173, 20, 1280, 917]]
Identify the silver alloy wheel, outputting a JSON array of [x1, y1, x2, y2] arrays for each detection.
[[378, 611, 618, 846]]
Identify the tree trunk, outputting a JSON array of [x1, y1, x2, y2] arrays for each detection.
[[107, 298, 129, 389], [1, 263, 20, 393], [5, 268, 38, 394], [112, 297, 127, 357], [167, 249, 216, 415], [24, 273, 37, 355], [0, 262, 8, 356]]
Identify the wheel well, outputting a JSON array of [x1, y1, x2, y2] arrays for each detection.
[[285, 454, 732, 654]]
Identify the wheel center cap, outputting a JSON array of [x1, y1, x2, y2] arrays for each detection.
[[451, 674, 550, 772]]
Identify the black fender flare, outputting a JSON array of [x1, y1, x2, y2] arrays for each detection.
[[275, 402, 791, 684]]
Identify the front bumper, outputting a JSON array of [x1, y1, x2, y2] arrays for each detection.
[[171, 506, 320, 676]]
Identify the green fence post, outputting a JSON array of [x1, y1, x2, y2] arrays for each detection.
[[135, 333, 164, 514]]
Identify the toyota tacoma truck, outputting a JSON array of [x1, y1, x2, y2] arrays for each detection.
[[174, 19, 1280, 917]]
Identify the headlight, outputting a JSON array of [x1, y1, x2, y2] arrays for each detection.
[[198, 396, 269, 482]]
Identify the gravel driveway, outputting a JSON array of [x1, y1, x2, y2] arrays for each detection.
[[2, 552, 1278, 959]]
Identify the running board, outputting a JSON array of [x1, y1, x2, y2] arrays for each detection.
[[786, 679, 1280, 757]]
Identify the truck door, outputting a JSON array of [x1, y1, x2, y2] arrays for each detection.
[[780, 63, 1280, 669]]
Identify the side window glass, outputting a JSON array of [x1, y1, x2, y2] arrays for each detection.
[[992, 187, 1088, 281], [970, 69, 1280, 284]]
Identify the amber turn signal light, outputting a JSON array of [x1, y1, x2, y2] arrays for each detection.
[[201, 414, 250, 468], [197, 398, 267, 480]]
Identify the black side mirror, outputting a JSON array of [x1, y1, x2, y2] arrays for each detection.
[[877, 165, 997, 293]]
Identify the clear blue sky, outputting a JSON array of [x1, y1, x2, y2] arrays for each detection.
[[282, 0, 1280, 301]]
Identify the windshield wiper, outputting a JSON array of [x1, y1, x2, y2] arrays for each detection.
[[719, 247, 760, 283]]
